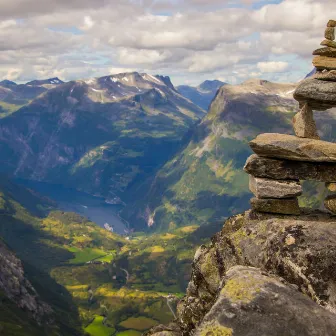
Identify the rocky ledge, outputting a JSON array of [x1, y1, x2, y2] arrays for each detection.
[[146, 210, 336, 336], [0, 239, 52, 323]]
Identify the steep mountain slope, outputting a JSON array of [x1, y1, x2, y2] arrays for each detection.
[[122, 79, 336, 231], [0, 238, 54, 336], [177, 79, 226, 110], [0, 72, 204, 204]]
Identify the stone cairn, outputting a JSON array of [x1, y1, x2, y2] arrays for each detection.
[[244, 20, 336, 216]]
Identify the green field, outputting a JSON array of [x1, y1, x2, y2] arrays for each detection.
[[85, 316, 115, 336], [119, 316, 158, 331], [68, 247, 112, 264]]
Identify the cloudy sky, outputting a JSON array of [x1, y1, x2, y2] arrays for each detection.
[[0, 0, 335, 86]]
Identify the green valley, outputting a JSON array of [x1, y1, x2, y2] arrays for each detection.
[[0, 177, 219, 335]]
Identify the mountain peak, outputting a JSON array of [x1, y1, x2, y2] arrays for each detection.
[[155, 75, 176, 91], [26, 77, 64, 86], [198, 79, 225, 92], [0, 79, 17, 87]]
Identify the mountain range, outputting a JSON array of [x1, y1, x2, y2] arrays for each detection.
[[0, 72, 204, 204]]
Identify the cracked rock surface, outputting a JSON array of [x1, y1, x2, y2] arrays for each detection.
[[0, 239, 52, 323], [146, 210, 336, 335]]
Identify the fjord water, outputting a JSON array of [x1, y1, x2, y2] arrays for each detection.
[[16, 179, 127, 234]]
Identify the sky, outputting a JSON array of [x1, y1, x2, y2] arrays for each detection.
[[0, 0, 335, 86]]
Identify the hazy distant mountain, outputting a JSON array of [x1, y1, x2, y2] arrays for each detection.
[[0, 79, 17, 87], [177, 79, 226, 110], [121, 79, 336, 231], [0, 78, 65, 116], [0, 72, 205, 201], [26, 77, 64, 86]]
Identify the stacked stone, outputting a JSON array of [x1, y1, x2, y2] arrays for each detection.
[[313, 20, 336, 80], [244, 20, 336, 216]]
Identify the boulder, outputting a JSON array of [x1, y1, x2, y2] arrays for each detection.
[[321, 39, 336, 48], [221, 211, 336, 309], [327, 20, 336, 27], [313, 56, 336, 70], [325, 194, 336, 213], [294, 78, 336, 110], [148, 211, 336, 335], [292, 103, 319, 139], [313, 47, 336, 57], [244, 154, 336, 182], [312, 69, 336, 81], [250, 197, 300, 215], [325, 27, 335, 40], [249, 176, 302, 199], [249, 133, 336, 162], [195, 266, 336, 336]]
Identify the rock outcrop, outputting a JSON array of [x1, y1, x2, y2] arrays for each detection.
[[196, 266, 336, 336], [0, 239, 52, 323], [146, 211, 336, 335]]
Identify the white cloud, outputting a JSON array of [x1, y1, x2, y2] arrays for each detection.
[[0, 0, 334, 85], [257, 61, 289, 73], [82, 16, 95, 30]]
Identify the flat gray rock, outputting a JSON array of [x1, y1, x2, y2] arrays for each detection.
[[294, 78, 336, 110], [244, 154, 336, 182], [195, 266, 336, 336], [249, 175, 302, 199], [250, 197, 300, 215], [321, 39, 336, 48], [312, 69, 336, 81], [249, 133, 336, 162], [313, 47, 336, 57]]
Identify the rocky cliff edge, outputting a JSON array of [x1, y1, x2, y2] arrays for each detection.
[[0, 239, 52, 324], [146, 210, 336, 335]]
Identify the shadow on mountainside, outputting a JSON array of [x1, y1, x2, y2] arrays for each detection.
[[0, 214, 83, 335]]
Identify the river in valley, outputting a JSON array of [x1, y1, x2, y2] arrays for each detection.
[[16, 179, 128, 235]]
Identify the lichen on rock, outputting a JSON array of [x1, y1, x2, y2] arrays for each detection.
[[146, 210, 336, 336]]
